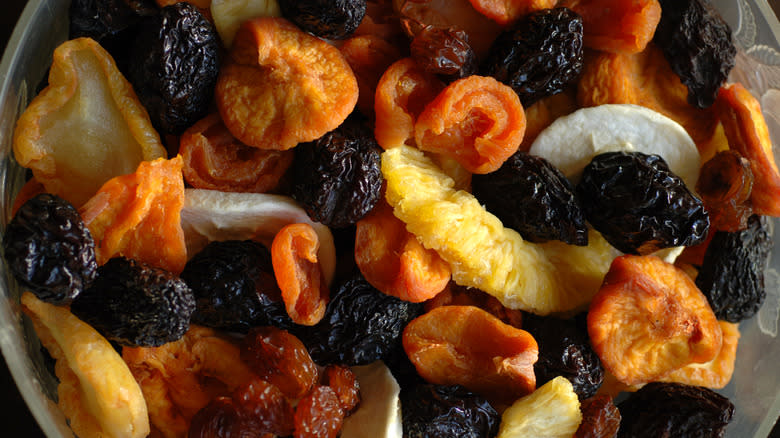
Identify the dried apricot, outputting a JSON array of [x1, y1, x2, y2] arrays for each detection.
[[10, 177, 46, 216], [403, 305, 538, 404], [559, 0, 661, 54], [339, 34, 404, 118], [215, 17, 358, 150], [414, 75, 526, 174], [12, 37, 166, 207], [425, 283, 525, 328], [467, 0, 556, 25], [179, 113, 293, 193], [659, 320, 739, 389], [587, 255, 723, 386], [520, 89, 578, 152]]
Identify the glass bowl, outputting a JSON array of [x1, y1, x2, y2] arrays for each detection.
[[1, 0, 779, 437]]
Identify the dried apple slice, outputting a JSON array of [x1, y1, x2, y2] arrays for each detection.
[[587, 255, 723, 386], [497, 376, 582, 438], [13, 37, 166, 207]]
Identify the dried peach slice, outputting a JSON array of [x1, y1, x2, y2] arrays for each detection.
[[659, 320, 739, 389], [13, 37, 166, 207], [587, 255, 723, 386], [216, 17, 358, 150], [467, 0, 557, 25], [21, 292, 149, 438], [559, 0, 661, 54]]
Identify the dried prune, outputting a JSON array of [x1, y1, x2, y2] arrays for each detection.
[[297, 273, 424, 366], [401, 384, 499, 438], [577, 151, 710, 255], [695, 214, 771, 322], [180, 240, 294, 332], [471, 151, 588, 245], [70, 257, 195, 347], [481, 7, 583, 106], [278, 0, 366, 40], [617, 382, 734, 438], [522, 314, 603, 400], [127, 2, 220, 135], [291, 115, 383, 228], [410, 26, 478, 82], [575, 395, 621, 438], [3, 193, 97, 304], [654, 0, 736, 109]]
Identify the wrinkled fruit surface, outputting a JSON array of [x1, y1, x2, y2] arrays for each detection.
[[401, 384, 499, 438]]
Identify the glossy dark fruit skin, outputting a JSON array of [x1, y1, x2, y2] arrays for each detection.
[[401, 384, 500, 438], [617, 382, 734, 438], [3, 193, 97, 304], [127, 2, 220, 135], [70, 257, 195, 347], [472, 151, 588, 245], [481, 7, 583, 107], [575, 395, 621, 438], [291, 115, 383, 228], [278, 0, 366, 40], [654, 0, 736, 109], [522, 314, 603, 400], [695, 214, 771, 322], [577, 151, 710, 255], [180, 240, 294, 333], [296, 273, 424, 366], [411, 26, 478, 82]]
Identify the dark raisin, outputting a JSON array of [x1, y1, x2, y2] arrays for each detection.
[[617, 382, 734, 438], [291, 115, 383, 228], [696, 150, 754, 232], [127, 3, 220, 135], [576, 151, 710, 255], [294, 386, 345, 438], [410, 26, 478, 82], [401, 384, 499, 438], [70, 257, 195, 347], [3, 193, 97, 304], [654, 0, 736, 109], [481, 7, 583, 106], [278, 0, 366, 40], [695, 214, 771, 322], [471, 151, 588, 245], [188, 397, 246, 438], [575, 395, 621, 438], [232, 378, 295, 437], [296, 272, 424, 366]]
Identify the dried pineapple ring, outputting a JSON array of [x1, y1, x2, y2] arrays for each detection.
[[20, 292, 149, 438], [497, 376, 582, 438], [381, 145, 619, 315], [13, 37, 166, 207]]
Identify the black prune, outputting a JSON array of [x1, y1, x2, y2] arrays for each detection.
[[695, 214, 771, 322], [411, 26, 478, 82], [577, 151, 710, 255], [617, 382, 734, 438], [401, 384, 499, 438], [522, 314, 603, 400], [481, 7, 583, 106], [278, 0, 366, 40], [127, 3, 220, 135], [296, 272, 424, 366], [3, 193, 97, 304], [291, 115, 383, 228], [180, 240, 294, 333], [70, 257, 195, 347], [471, 151, 588, 245], [654, 0, 736, 109]]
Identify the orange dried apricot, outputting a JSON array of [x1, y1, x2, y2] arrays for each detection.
[[519, 89, 578, 152], [355, 198, 451, 303], [340, 34, 404, 118], [12, 37, 166, 207], [79, 156, 187, 274], [271, 223, 330, 326], [559, 0, 661, 54], [179, 113, 293, 193], [467, 0, 557, 25], [414, 75, 526, 174], [425, 283, 524, 328], [587, 255, 723, 386], [10, 177, 46, 217], [659, 320, 739, 389], [403, 305, 538, 404], [215, 17, 358, 150]]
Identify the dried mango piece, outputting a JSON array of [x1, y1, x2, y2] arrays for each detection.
[[560, 0, 661, 54], [13, 37, 166, 207], [381, 145, 619, 314], [21, 292, 149, 438], [340, 34, 403, 118], [467, 0, 556, 25], [79, 156, 187, 274], [659, 320, 739, 389], [497, 376, 582, 438], [216, 17, 358, 150]]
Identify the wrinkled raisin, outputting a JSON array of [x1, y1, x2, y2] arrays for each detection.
[[233, 378, 295, 437], [617, 382, 734, 438], [410, 26, 478, 82], [471, 151, 588, 245], [575, 395, 621, 438], [279, 0, 366, 40], [696, 214, 771, 322], [188, 397, 247, 438], [294, 386, 345, 438], [70, 257, 195, 347], [3, 193, 97, 304], [654, 0, 736, 109], [291, 115, 383, 228], [577, 151, 710, 254], [401, 384, 499, 438], [481, 7, 583, 106], [323, 365, 361, 415], [696, 150, 754, 232]]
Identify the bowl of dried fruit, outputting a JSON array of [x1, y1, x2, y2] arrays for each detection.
[[2, 0, 780, 437]]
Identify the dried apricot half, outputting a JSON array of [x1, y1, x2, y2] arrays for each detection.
[[467, 0, 557, 25], [559, 0, 661, 54]]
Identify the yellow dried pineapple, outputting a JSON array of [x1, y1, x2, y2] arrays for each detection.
[[497, 376, 582, 438]]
